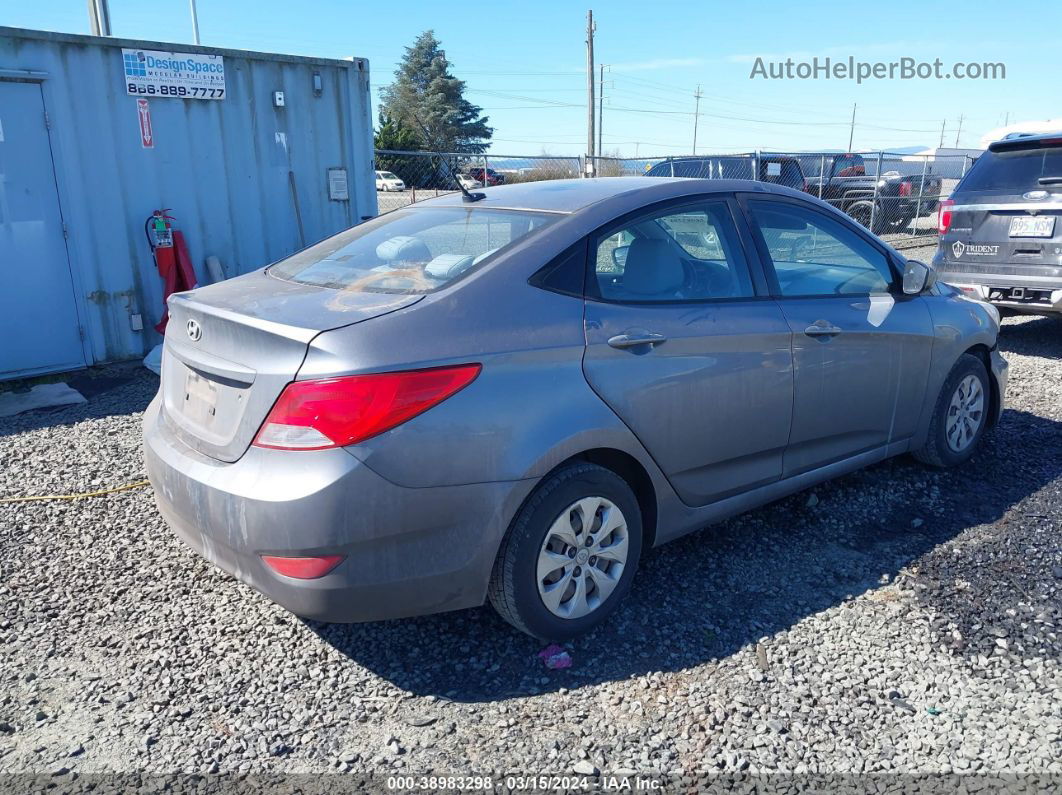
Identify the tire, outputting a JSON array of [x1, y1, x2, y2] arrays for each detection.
[[913, 354, 991, 468], [847, 200, 874, 231], [488, 462, 643, 639]]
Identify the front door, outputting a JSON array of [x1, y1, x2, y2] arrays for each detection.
[[582, 197, 793, 506], [0, 80, 85, 378], [743, 196, 933, 476]]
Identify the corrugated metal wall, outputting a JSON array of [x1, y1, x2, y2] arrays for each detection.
[[0, 27, 377, 370]]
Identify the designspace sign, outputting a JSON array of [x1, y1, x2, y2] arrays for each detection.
[[122, 49, 226, 100]]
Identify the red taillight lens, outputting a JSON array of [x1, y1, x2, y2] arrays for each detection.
[[898, 181, 912, 197], [253, 364, 481, 451], [261, 554, 344, 579], [938, 198, 955, 234]]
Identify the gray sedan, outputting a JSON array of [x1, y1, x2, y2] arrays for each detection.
[[144, 178, 1008, 639]]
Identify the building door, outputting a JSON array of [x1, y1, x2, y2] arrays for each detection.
[[0, 80, 85, 379]]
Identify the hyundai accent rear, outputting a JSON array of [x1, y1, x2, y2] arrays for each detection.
[[935, 133, 1062, 316], [145, 177, 1005, 639]]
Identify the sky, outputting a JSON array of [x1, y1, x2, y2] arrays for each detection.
[[4, 0, 1059, 157]]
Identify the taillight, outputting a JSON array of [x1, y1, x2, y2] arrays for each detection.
[[253, 364, 481, 451], [938, 198, 955, 234], [262, 554, 344, 579], [898, 181, 912, 197]]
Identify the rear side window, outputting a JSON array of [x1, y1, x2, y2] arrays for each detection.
[[270, 207, 557, 293], [591, 200, 754, 302], [958, 147, 1062, 192]]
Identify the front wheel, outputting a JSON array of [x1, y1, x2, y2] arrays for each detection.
[[488, 463, 643, 639], [914, 354, 991, 468]]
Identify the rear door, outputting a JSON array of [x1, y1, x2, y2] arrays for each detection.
[[582, 196, 793, 506], [940, 140, 1062, 286], [741, 196, 934, 476]]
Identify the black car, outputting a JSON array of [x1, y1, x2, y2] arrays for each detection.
[[645, 155, 806, 191], [797, 153, 942, 234], [934, 133, 1062, 317]]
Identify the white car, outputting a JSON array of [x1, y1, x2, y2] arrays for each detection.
[[375, 171, 406, 192], [457, 174, 483, 190]]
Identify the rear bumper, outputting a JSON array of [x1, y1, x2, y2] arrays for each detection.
[[938, 272, 1062, 315], [143, 396, 531, 623]]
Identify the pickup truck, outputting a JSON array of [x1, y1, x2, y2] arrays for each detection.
[[798, 153, 942, 234]]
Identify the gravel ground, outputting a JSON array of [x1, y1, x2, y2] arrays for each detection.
[[1, 316, 1060, 789]]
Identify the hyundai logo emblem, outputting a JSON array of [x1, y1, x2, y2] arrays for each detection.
[[186, 319, 202, 342]]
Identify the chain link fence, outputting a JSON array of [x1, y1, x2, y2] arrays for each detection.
[[373, 148, 978, 250]]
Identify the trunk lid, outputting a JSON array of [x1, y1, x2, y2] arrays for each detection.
[[161, 270, 420, 463]]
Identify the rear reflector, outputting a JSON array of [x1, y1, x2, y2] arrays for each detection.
[[938, 198, 955, 235], [253, 364, 482, 451], [261, 554, 345, 579]]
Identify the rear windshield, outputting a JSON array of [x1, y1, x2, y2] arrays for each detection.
[[958, 147, 1062, 192], [269, 207, 558, 293]]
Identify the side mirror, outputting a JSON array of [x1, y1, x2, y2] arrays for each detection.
[[902, 259, 936, 295], [612, 245, 630, 269]]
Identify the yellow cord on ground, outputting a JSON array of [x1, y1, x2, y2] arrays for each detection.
[[0, 479, 150, 504]]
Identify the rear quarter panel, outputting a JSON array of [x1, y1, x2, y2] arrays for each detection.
[[297, 256, 662, 490]]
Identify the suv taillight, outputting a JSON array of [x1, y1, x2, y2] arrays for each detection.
[[253, 364, 481, 451], [938, 198, 955, 235], [898, 181, 912, 197]]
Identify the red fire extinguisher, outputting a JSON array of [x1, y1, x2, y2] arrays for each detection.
[[146, 209, 198, 334]]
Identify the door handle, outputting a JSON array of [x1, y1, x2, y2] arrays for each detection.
[[804, 321, 843, 337], [607, 332, 668, 349]]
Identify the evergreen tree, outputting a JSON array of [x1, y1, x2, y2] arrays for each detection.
[[379, 31, 492, 153], [374, 113, 423, 186], [374, 112, 421, 152]]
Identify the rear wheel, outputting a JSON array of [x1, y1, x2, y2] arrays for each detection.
[[488, 463, 643, 639], [847, 200, 874, 231], [914, 354, 990, 468]]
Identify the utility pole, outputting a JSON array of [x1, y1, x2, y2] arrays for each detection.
[[1004, 111, 1010, 127], [954, 114, 964, 148], [86, 0, 111, 36], [847, 102, 856, 152], [585, 10, 596, 176], [939, 119, 946, 149], [598, 63, 607, 160], [189, 0, 201, 44], [692, 84, 703, 154]]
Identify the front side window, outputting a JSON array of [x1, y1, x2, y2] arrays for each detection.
[[592, 201, 754, 302], [748, 200, 894, 297], [270, 207, 557, 294]]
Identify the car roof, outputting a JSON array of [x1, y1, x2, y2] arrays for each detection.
[[412, 176, 807, 214]]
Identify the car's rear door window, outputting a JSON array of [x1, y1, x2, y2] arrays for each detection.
[[747, 200, 894, 296], [591, 200, 754, 302]]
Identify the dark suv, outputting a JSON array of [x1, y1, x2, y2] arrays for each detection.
[[935, 133, 1062, 317], [645, 155, 806, 191]]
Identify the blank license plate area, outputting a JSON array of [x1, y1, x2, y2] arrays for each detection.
[[1009, 216, 1056, 237], [183, 370, 219, 425]]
